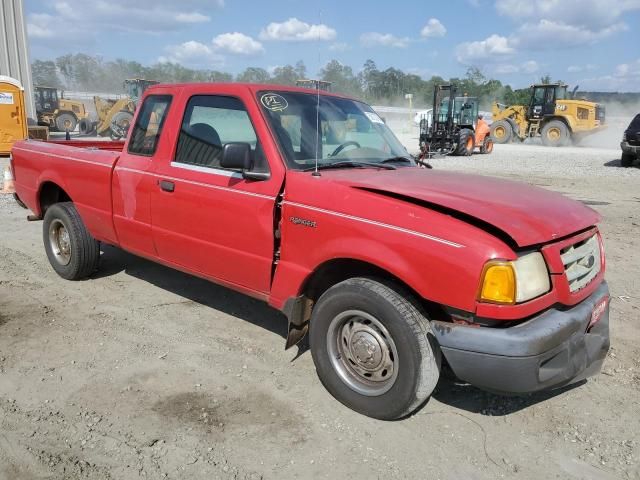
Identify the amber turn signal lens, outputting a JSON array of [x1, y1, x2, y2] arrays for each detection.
[[479, 262, 516, 304]]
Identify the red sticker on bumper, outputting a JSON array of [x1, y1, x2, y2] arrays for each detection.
[[589, 295, 609, 330]]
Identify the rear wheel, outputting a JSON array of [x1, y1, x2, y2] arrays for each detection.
[[55, 113, 76, 132], [453, 128, 475, 156], [309, 277, 441, 420], [621, 152, 636, 167], [43, 202, 100, 280], [541, 120, 570, 147], [480, 136, 494, 154], [490, 120, 513, 144]]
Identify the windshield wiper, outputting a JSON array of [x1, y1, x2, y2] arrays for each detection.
[[381, 156, 414, 164], [302, 161, 396, 172]]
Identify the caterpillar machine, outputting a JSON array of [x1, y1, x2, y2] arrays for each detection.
[[79, 78, 158, 140], [419, 84, 493, 158], [34, 86, 89, 132], [490, 83, 606, 146]]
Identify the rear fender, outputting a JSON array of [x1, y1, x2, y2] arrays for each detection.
[[35, 171, 72, 216]]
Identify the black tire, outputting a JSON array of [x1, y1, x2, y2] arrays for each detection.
[[309, 277, 441, 420], [55, 113, 77, 132], [43, 202, 99, 280], [480, 136, 494, 154], [453, 128, 475, 156], [78, 118, 95, 135], [621, 153, 635, 168], [541, 120, 570, 147], [490, 120, 513, 144]]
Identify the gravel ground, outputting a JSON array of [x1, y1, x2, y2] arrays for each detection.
[[0, 140, 639, 480]]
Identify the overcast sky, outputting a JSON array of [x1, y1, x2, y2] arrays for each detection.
[[25, 0, 640, 91]]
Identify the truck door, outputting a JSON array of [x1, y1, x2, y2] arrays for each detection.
[[112, 93, 173, 258], [150, 93, 283, 295]]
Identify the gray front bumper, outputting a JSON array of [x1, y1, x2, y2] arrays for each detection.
[[432, 281, 610, 394], [621, 141, 640, 155]]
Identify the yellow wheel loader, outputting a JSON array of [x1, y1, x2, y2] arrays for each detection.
[[490, 84, 606, 147], [78, 79, 158, 140], [34, 86, 89, 132]]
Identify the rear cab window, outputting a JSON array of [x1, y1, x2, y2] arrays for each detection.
[[174, 95, 268, 173], [128, 95, 172, 156]]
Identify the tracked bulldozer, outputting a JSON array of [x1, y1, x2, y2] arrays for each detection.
[[79, 79, 158, 139], [490, 83, 606, 147]]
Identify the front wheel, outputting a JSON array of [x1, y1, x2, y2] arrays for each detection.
[[309, 278, 441, 420], [43, 202, 100, 280], [541, 120, 570, 147], [453, 129, 475, 156], [621, 153, 635, 168]]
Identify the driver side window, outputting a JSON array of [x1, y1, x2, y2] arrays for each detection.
[[175, 95, 264, 171]]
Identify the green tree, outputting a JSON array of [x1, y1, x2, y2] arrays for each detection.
[[294, 60, 307, 80], [236, 67, 271, 83], [320, 60, 361, 98], [271, 65, 298, 86], [31, 60, 62, 88]]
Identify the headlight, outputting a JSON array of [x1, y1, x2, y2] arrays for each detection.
[[478, 252, 550, 304]]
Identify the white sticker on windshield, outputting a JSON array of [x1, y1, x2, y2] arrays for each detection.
[[261, 93, 288, 112], [365, 111, 384, 124]]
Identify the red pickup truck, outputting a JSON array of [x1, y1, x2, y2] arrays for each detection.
[[10, 83, 610, 420]]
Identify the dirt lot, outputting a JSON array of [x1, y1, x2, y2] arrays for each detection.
[[0, 142, 639, 480]]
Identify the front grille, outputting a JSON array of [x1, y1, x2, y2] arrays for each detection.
[[561, 235, 601, 293]]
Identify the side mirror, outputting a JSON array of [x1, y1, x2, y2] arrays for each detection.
[[220, 142, 270, 181], [221, 142, 251, 170]]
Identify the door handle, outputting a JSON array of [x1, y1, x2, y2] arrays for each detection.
[[159, 180, 175, 192]]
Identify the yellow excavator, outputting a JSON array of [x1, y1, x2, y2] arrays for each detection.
[[34, 86, 89, 132], [79, 79, 158, 140], [490, 83, 606, 147]]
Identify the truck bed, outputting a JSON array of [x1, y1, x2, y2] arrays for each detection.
[[11, 139, 123, 244]]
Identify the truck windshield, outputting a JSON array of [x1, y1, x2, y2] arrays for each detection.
[[258, 91, 412, 170]]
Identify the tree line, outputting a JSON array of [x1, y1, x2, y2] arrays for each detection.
[[31, 54, 548, 108]]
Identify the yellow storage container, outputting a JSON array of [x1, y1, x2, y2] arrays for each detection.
[[0, 75, 28, 156]]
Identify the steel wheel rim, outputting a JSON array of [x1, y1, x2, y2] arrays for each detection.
[[494, 126, 505, 139], [49, 219, 71, 266], [548, 127, 561, 140], [327, 310, 399, 396]]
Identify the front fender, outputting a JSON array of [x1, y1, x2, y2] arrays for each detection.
[[270, 207, 509, 313]]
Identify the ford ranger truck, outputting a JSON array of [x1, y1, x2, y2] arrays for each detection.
[[10, 83, 610, 420]]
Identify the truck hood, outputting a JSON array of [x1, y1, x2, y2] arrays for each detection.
[[327, 168, 600, 247]]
